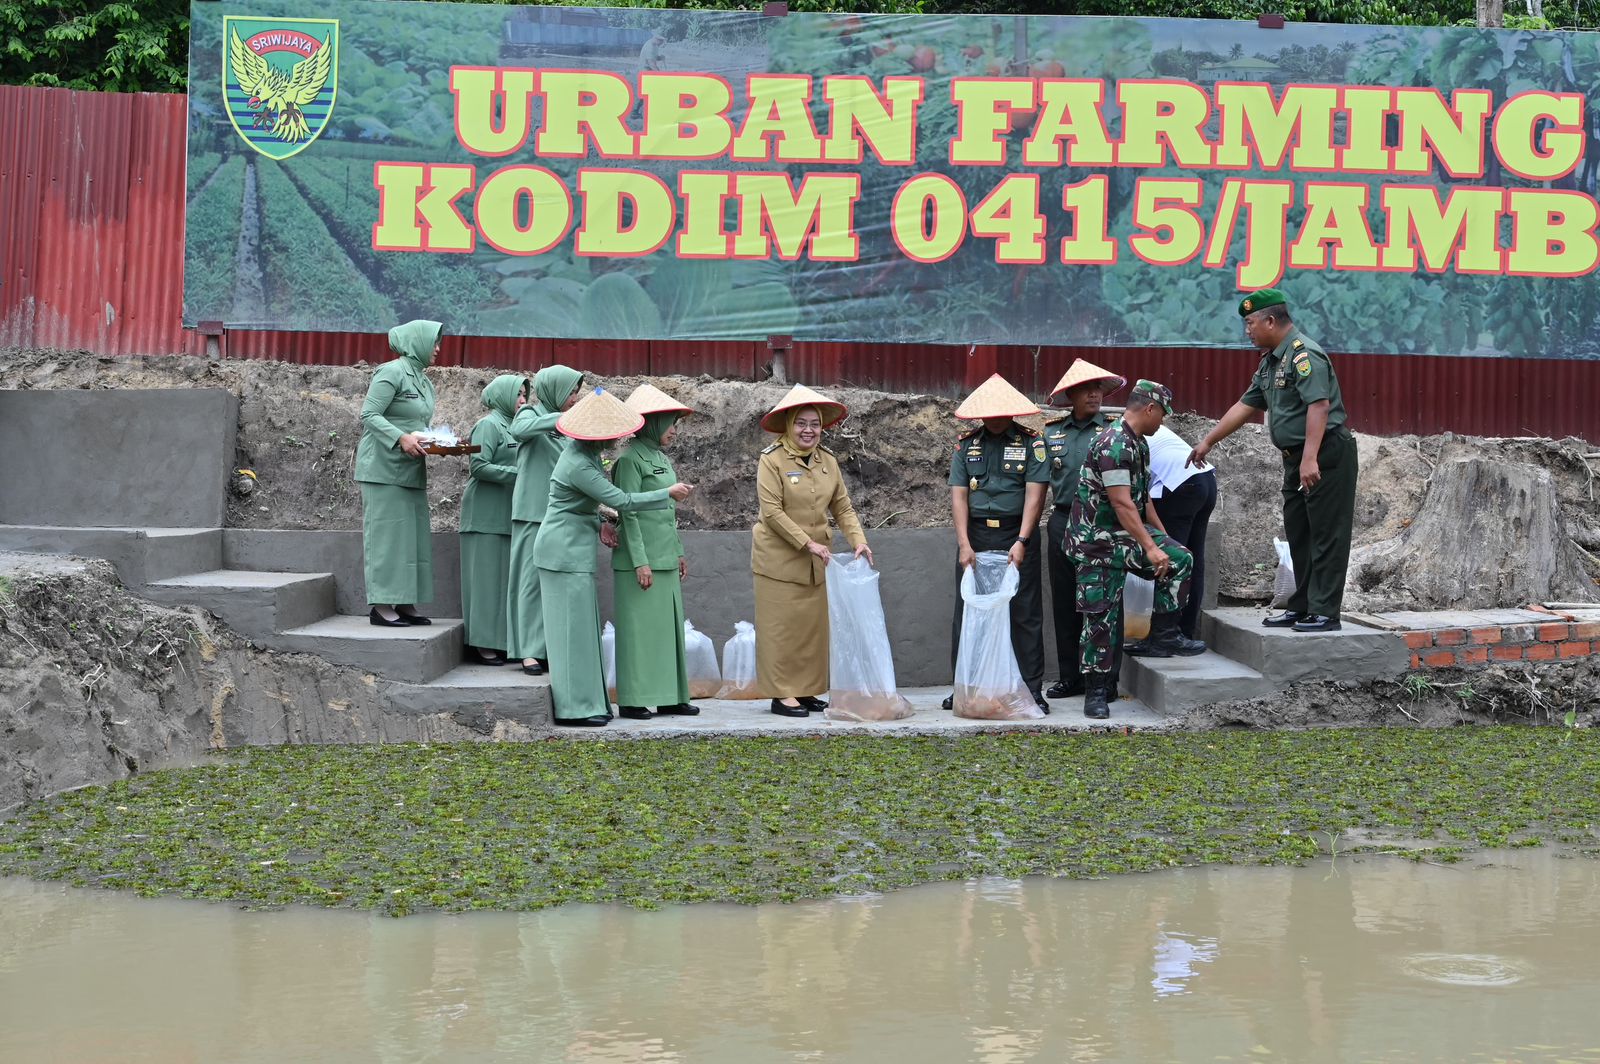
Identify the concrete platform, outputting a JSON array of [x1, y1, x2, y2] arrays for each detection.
[[1123, 651, 1274, 714], [1200, 607, 1410, 685], [1375, 608, 1563, 630], [274, 614, 465, 685], [550, 687, 1171, 739], [143, 569, 335, 638]]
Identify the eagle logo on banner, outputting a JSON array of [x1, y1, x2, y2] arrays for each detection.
[[222, 16, 338, 159]]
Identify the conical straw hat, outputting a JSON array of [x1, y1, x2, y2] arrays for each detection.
[[624, 382, 694, 417], [557, 387, 646, 441], [954, 373, 1040, 420], [760, 383, 847, 433], [1048, 358, 1127, 405]]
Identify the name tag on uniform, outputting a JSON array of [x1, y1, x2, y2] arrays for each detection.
[[1003, 445, 1026, 462], [786, 471, 803, 483], [652, 466, 667, 475]]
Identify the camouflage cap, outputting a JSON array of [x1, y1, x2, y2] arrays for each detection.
[[1238, 288, 1287, 317], [1129, 379, 1173, 415]]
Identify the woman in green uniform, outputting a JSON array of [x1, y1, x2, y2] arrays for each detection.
[[459, 373, 526, 665], [356, 319, 440, 627], [505, 364, 584, 675], [610, 383, 697, 720], [751, 384, 871, 717], [535, 389, 693, 727]]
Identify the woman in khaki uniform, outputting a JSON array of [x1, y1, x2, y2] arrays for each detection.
[[751, 384, 872, 717], [355, 319, 440, 627]]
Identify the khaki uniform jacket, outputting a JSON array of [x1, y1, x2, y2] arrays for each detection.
[[750, 444, 867, 587]]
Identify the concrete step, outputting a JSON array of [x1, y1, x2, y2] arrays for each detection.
[[0, 524, 221, 587], [1200, 607, 1409, 685], [272, 614, 464, 685], [143, 569, 336, 638], [1123, 651, 1275, 715], [386, 665, 553, 725]]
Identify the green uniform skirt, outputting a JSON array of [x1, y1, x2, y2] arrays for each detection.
[[540, 567, 607, 720], [506, 519, 546, 661], [360, 482, 432, 606], [460, 531, 512, 653], [614, 567, 689, 709]]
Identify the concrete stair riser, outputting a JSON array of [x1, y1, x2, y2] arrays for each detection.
[[1123, 652, 1276, 715], [272, 616, 465, 685], [142, 571, 336, 640], [0, 526, 220, 588], [386, 667, 554, 724]]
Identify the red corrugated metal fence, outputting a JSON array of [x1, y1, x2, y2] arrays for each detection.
[[2, 84, 1596, 439]]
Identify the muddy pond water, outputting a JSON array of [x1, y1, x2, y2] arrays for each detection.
[[3, 850, 1598, 1063]]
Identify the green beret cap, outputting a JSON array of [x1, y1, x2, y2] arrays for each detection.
[[1130, 379, 1173, 415], [1238, 288, 1286, 317]]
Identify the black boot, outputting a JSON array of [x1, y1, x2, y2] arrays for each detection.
[[1139, 612, 1207, 657], [1082, 676, 1110, 719]]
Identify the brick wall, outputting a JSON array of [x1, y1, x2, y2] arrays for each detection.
[[1406, 621, 1598, 669]]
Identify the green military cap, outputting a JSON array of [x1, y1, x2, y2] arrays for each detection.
[[1238, 288, 1286, 316], [1129, 379, 1173, 414]]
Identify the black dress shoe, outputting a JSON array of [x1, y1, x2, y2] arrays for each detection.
[[554, 716, 608, 728], [798, 696, 828, 712], [1033, 693, 1051, 715], [941, 694, 953, 711], [369, 608, 409, 628], [521, 661, 545, 676], [1262, 610, 1304, 628], [657, 703, 700, 716], [1045, 679, 1084, 699], [1293, 614, 1342, 632], [618, 706, 653, 720], [397, 611, 432, 626], [469, 648, 506, 666], [770, 699, 809, 718]]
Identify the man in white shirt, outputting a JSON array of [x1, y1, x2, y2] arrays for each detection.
[[1136, 423, 1216, 642]]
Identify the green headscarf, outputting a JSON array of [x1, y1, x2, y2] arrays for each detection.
[[480, 374, 526, 427], [532, 364, 584, 415], [388, 319, 443, 367], [636, 410, 681, 449]]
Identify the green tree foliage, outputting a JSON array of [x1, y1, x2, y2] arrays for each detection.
[[0, 0, 190, 92], [9, 0, 1600, 96]]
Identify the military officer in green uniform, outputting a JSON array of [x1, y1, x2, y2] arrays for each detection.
[[355, 319, 440, 628], [1068, 380, 1206, 720], [1188, 289, 1358, 632], [943, 373, 1051, 715], [505, 365, 584, 675], [1042, 358, 1127, 701]]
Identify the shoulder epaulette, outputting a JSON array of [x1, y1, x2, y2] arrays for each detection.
[[818, 443, 835, 455], [761, 442, 780, 455], [1016, 424, 1041, 438], [1042, 413, 1066, 426], [958, 425, 982, 441]]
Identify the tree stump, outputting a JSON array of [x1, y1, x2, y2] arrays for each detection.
[[1349, 457, 1598, 609]]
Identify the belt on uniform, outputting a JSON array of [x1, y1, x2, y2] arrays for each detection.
[[1281, 425, 1349, 461], [970, 514, 1022, 529]]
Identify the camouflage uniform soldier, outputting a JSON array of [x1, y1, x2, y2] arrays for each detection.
[[1067, 380, 1206, 719]]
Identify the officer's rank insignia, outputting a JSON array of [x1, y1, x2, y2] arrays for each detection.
[[1292, 339, 1305, 349]]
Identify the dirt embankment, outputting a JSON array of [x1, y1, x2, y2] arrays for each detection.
[[0, 555, 536, 812], [2, 348, 1596, 611]]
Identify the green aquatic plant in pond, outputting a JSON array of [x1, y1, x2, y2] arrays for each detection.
[[0, 729, 1595, 916]]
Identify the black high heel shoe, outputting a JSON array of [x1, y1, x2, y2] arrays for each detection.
[[369, 608, 409, 628]]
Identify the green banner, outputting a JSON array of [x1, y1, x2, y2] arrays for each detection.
[[186, 2, 1600, 359]]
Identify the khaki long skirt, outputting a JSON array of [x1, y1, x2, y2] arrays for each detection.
[[460, 531, 512, 653], [360, 482, 432, 606], [506, 519, 546, 661], [754, 573, 829, 698], [614, 567, 689, 709], [540, 567, 608, 720]]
